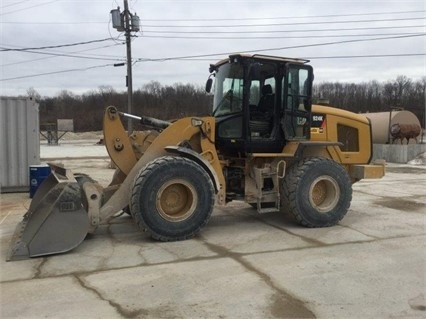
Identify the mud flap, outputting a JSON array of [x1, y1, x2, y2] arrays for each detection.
[[7, 166, 90, 261]]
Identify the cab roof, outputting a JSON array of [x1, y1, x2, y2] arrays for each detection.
[[211, 53, 310, 70]]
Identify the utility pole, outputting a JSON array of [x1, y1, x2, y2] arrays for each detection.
[[123, 0, 133, 134], [110, 1, 140, 134]]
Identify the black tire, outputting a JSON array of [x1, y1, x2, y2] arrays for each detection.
[[130, 156, 215, 241], [281, 157, 352, 227]]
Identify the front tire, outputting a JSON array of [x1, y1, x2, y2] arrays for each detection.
[[281, 157, 352, 227], [130, 156, 215, 241]]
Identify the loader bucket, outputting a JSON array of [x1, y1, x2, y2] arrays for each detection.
[[7, 166, 90, 261]]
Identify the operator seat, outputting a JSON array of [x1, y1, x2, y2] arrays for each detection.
[[257, 84, 274, 114], [250, 84, 275, 138]]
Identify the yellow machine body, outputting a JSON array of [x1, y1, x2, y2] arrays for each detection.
[[7, 54, 385, 260]]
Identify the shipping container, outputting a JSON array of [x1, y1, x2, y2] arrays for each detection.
[[0, 97, 40, 193]]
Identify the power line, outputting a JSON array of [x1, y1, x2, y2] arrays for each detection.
[[137, 53, 426, 62], [142, 25, 425, 35], [142, 17, 426, 29], [135, 33, 426, 62], [1, 43, 124, 67], [2, 53, 424, 82], [0, 46, 126, 62], [0, 38, 122, 52], [141, 32, 424, 40], [0, 0, 60, 16], [0, 64, 114, 81], [141, 10, 426, 22], [0, 21, 108, 25], [2, 9, 425, 24], [1, 0, 30, 9], [307, 53, 426, 59]]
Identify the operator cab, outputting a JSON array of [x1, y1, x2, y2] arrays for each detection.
[[206, 54, 313, 155]]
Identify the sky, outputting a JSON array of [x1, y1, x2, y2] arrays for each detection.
[[1, 0, 425, 97]]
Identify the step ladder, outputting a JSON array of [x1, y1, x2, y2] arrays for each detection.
[[253, 164, 281, 214]]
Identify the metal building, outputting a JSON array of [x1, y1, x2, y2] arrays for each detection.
[[0, 97, 40, 193]]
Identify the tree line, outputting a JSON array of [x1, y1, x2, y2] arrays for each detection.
[[313, 76, 425, 124], [33, 75, 425, 132], [37, 82, 212, 132]]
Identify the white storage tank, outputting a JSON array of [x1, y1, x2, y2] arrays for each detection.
[[0, 97, 40, 192], [362, 110, 421, 144]]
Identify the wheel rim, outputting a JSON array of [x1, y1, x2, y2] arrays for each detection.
[[156, 179, 197, 221], [308, 175, 340, 213]]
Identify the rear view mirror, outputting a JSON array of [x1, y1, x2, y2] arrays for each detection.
[[205, 77, 213, 93]]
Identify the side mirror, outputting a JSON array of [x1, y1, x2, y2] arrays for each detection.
[[205, 77, 213, 93]]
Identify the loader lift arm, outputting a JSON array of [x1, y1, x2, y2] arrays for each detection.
[[7, 106, 226, 260]]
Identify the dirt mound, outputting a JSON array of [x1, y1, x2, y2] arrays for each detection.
[[407, 152, 426, 165]]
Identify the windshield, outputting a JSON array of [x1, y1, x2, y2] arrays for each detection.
[[212, 62, 244, 116]]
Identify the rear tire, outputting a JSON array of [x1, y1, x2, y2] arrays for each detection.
[[130, 156, 215, 241], [281, 157, 352, 227]]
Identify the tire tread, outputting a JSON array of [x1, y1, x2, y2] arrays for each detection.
[[130, 156, 214, 241], [282, 157, 352, 227]]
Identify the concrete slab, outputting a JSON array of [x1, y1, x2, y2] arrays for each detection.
[[82, 258, 313, 318], [38, 220, 217, 278], [0, 155, 425, 318], [0, 276, 118, 318], [202, 205, 315, 254], [0, 193, 43, 282], [243, 235, 426, 319]]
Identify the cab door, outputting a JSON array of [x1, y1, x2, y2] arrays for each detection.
[[283, 65, 314, 140]]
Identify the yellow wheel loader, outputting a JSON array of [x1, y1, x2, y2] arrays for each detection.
[[7, 54, 385, 261]]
